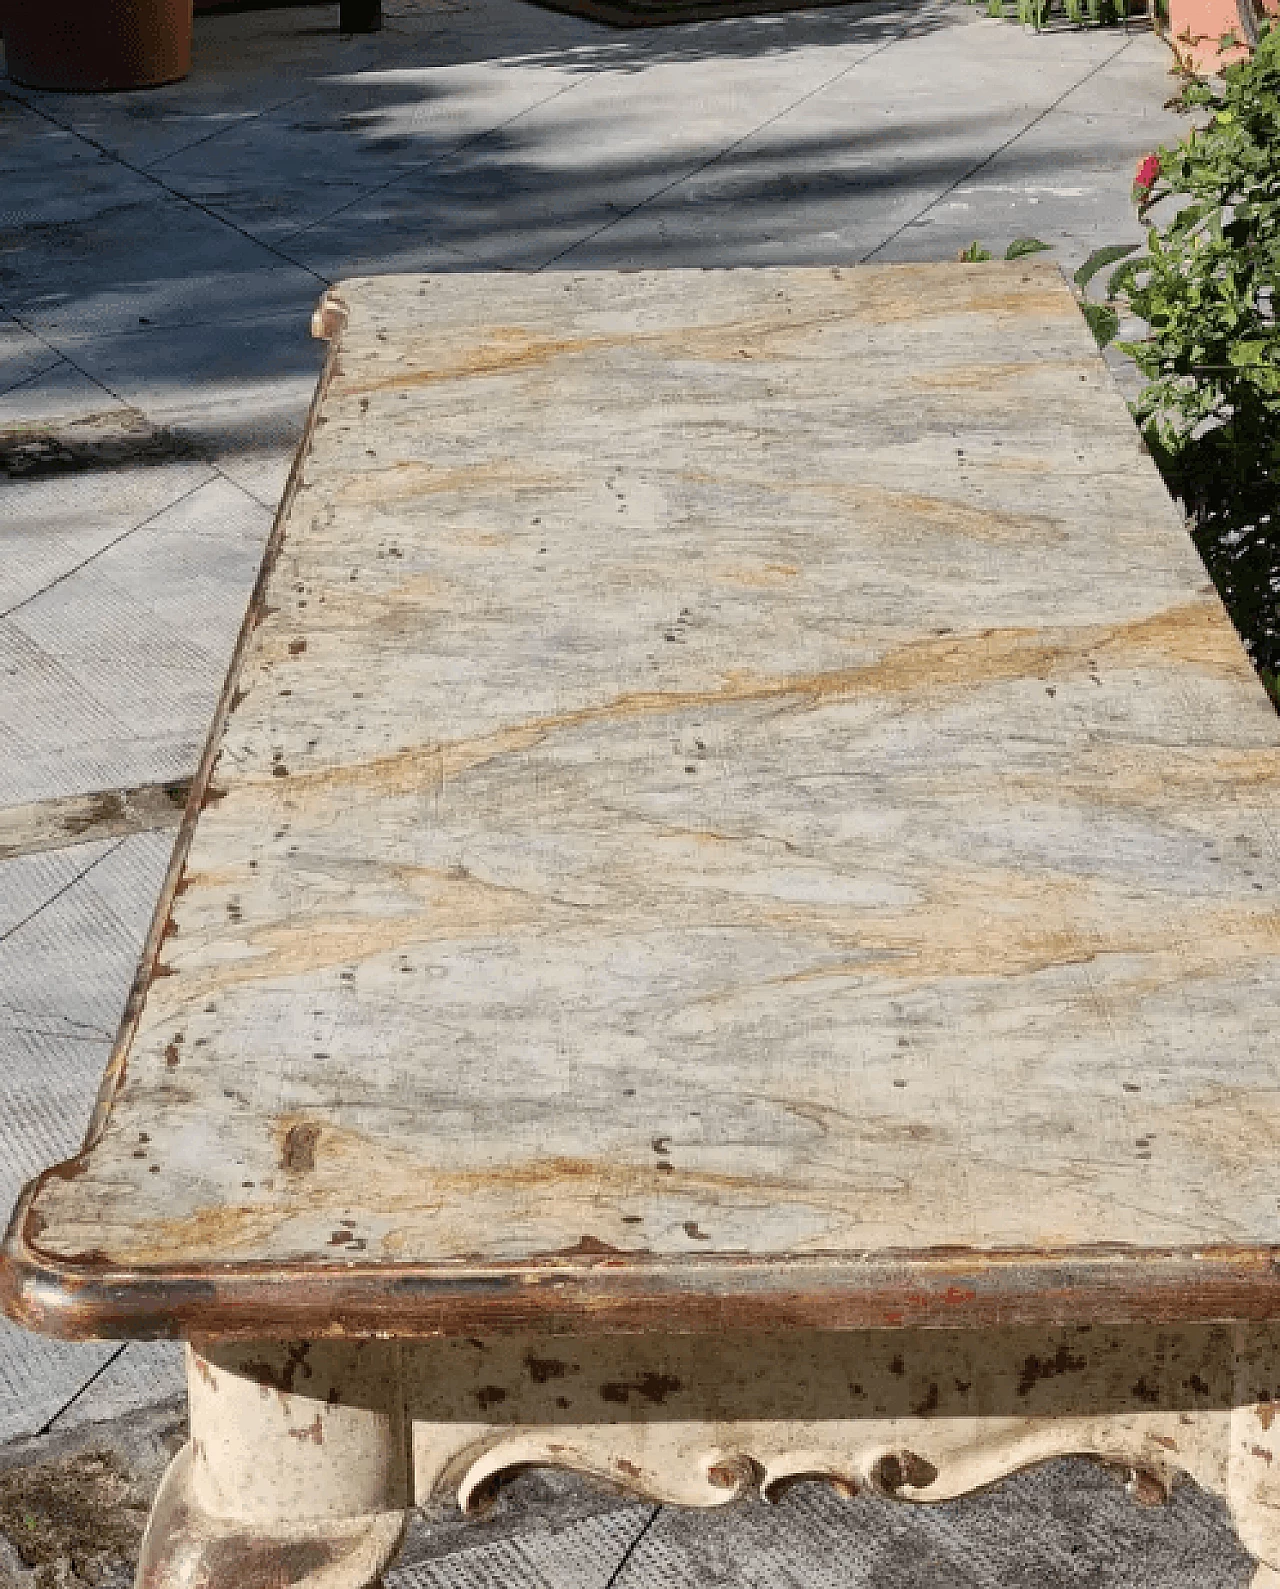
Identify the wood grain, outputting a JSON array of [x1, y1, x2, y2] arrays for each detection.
[[8, 264, 1280, 1330]]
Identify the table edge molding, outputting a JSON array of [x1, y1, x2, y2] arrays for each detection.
[[5, 1170, 1280, 1340]]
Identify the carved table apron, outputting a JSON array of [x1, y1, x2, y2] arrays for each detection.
[[3, 264, 1279, 1588]]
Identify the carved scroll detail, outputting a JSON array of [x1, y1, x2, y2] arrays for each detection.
[[406, 1326, 1251, 1522], [146, 1328, 1280, 1589], [415, 1416, 1206, 1518]]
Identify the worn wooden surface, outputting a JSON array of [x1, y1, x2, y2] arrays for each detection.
[[0, 781, 190, 862], [7, 264, 1280, 1334]]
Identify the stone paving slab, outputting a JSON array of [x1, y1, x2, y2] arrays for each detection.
[[0, 201, 321, 346], [611, 1466, 1256, 1589], [0, 319, 61, 403], [40, 1344, 188, 1434], [567, 21, 1176, 270], [0, 466, 268, 805], [0, 835, 177, 1445], [57, 312, 325, 509], [873, 55, 1178, 266], [0, 835, 171, 1189], [0, 8, 421, 168], [397, 1506, 658, 1589], [0, 458, 212, 614], [144, 57, 606, 245], [0, 361, 133, 429], [278, 0, 968, 271]]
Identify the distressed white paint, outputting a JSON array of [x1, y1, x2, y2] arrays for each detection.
[[141, 1326, 1280, 1589]]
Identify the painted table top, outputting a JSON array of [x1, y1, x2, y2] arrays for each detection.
[[6, 264, 1280, 1340]]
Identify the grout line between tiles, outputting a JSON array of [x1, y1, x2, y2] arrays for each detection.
[[38, 1344, 129, 1435], [0, 281, 304, 517], [601, 1504, 663, 1589], [0, 838, 129, 949], [0, 84, 329, 287], [860, 31, 1135, 260], [214, 463, 285, 513], [270, 68, 597, 253], [0, 1006, 115, 1041], [542, 3, 952, 267], [0, 473, 218, 625], [0, 357, 66, 404], [0, 306, 133, 416], [0, 1027, 114, 1044], [135, 84, 329, 172]]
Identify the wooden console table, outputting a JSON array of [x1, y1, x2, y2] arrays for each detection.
[[5, 263, 1280, 1588]]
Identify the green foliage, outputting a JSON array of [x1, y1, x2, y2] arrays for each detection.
[[1072, 245, 1139, 345], [973, 0, 1124, 29], [1079, 299, 1121, 348], [1074, 242, 1140, 290], [1106, 25, 1280, 701], [957, 238, 1051, 263]]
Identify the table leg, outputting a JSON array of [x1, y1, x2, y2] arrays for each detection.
[[1230, 1324, 1280, 1589], [127, 1323, 1280, 1586], [338, 0, 381, 31], [135, 1340, 410, 1589]]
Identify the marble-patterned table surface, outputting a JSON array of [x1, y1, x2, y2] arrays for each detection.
[[8, 264, 1280, 1338]]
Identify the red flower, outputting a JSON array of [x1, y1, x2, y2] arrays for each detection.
[[1133, 153, 1161, 203]]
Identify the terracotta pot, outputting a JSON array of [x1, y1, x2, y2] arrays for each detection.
[[1164, 0, 1278, 71], [3, 0, 192, 89]]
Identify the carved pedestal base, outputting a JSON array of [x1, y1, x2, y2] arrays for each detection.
[[136, 1448, 408, 1589], [140, 1324, 1280, 1589], [139, 1340, 411, 1589]]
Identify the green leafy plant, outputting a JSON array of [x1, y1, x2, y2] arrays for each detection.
[[1094, 26, 1280, 703], [1072, 241, 1141, 347], [972, 0, 1127, 29], [957, 237, 1054, 262]]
